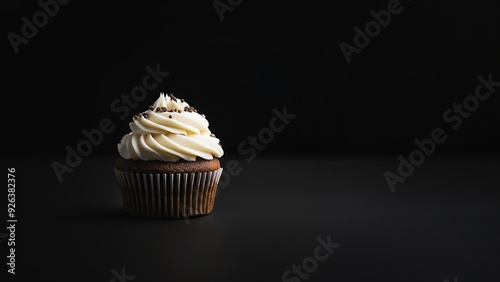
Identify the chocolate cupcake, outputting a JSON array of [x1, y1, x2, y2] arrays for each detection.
[[114, 93, 224, 219]]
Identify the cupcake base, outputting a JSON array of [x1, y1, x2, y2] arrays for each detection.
[[114, 168, 223, 219]]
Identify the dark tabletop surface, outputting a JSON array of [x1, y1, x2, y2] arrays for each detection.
[[1, 155, 499, 282], [4, 0, 500, 281]]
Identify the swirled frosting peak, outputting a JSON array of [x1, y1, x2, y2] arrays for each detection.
[[117, 93, 223, 161]]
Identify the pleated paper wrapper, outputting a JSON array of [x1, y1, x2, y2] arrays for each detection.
[[114, 168, 223, 219]]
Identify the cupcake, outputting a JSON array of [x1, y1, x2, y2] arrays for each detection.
[[114, 93, 224, 219]]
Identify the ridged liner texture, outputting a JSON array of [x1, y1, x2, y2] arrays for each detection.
[[114, 168, 223, 219]]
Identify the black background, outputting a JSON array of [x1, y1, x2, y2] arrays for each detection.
[[3, 0, 500, 158], [2, 1, 500, 282]]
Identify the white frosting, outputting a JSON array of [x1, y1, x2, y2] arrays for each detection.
[[117, 93, 223, 161]]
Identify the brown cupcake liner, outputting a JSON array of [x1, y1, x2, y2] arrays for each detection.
[[114, 168, 223, 219]]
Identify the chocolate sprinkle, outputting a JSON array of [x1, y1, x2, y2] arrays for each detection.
[[169, 94, 178, 102], [183, 106, 197, 113], [169, 115, 172, 119]]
